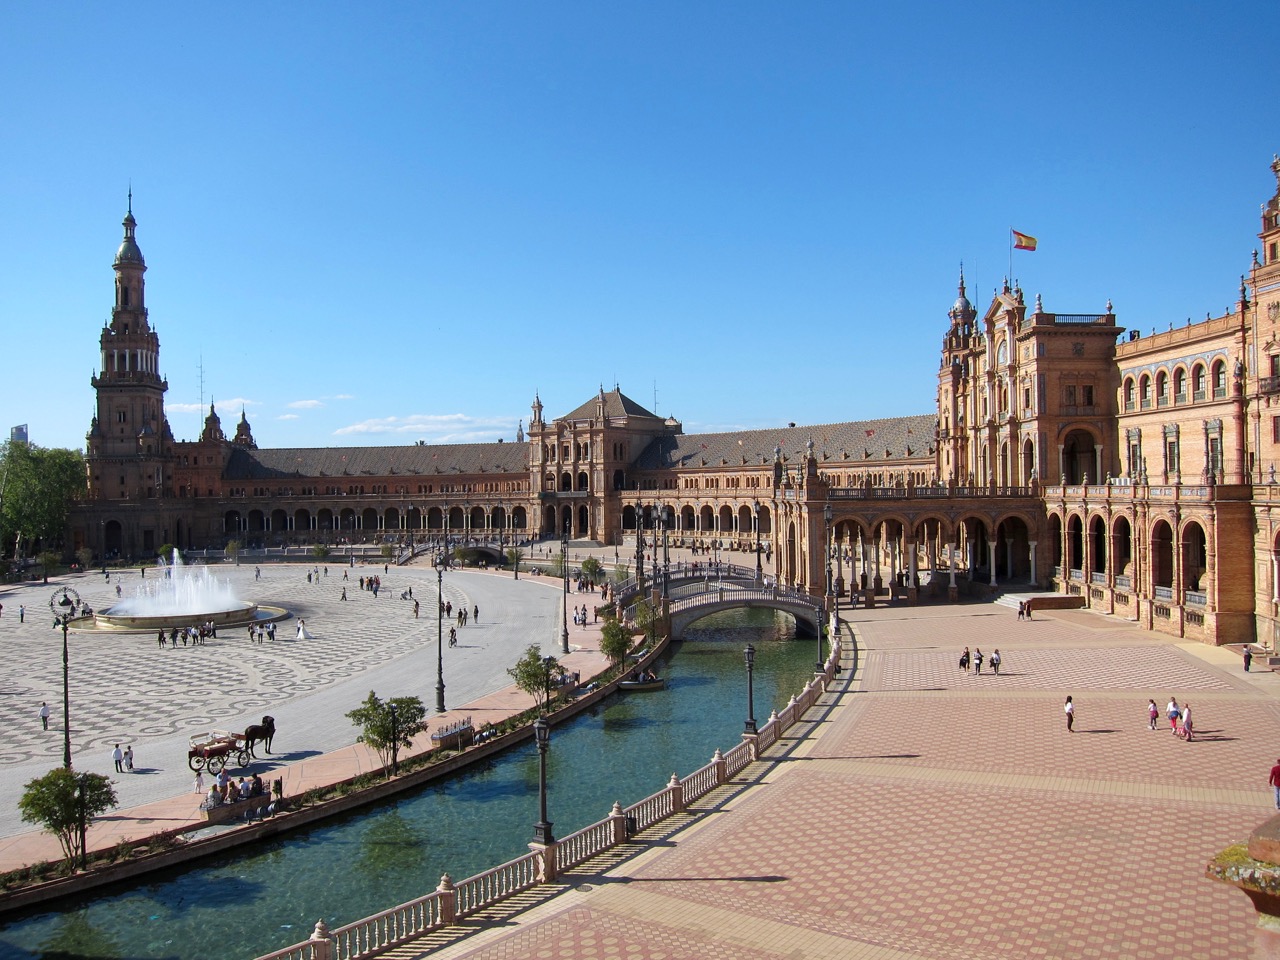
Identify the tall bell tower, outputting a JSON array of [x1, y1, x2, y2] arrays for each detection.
[[86, 196, 173, 500]]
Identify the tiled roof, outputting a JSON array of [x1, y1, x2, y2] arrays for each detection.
[[224, 442, 529, 481], [631, 414, 937, 471], [560, 388, 663, 423]]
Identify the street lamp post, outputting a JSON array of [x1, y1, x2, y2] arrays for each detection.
[[561, 531, 570, 654], [661, 509, 670, 601], [754, 499, 763, 583], [532, 717, 554, 844], [388, 702, 399, 776], [50, 586, 80, 773], [743, 643, 757, 735], [821, 503, 832, 670], [434, 557, 446, 713], [634, 504, 645, 591]]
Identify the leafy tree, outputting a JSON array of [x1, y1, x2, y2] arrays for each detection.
[[507, 645, 566, 713], [380, 543, 393, 559], [224, 539, 241, 565], [310, 543, 331, 560], [633, 598, 660, 645], [580, 556, 603, 584], [0, 442, 86, 561], [75, 547, 94, 570], [38, 549, 60, 583], [599, 618, 632, 666], [19, 768, 118, 867], [506, 547, 524, 579], [156, 543, 176, 563], [346, 691, 428, 778], [611, 563, 631, 586]]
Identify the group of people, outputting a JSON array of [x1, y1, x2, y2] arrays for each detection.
[[1154, 697, 1194, 740], [572, 604, 595, 628], [157, 622, 221, 648], [111, 743, 135, 772], [200, 769, 268, 807], [958, 646, 1002, 675], [247, 622, 277, 643]]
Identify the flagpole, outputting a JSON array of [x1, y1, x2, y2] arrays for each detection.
[[1007, 228, 1013, 289]]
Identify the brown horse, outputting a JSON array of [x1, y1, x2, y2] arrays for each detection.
[[243, 716, 276, 757]]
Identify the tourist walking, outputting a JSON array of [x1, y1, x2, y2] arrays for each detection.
[[18, 604, 24, 623], [123, 745, 135, 771], [1147, 699, 1159, 731], [38, 701, 50, 730], [1244, 647, 1253, 672], [990, 649, 1001, 675], [959, 647, 970, 672], [1064, 696, 1075, 732], [112, 744, 124, 772], [1179, 703, 1193, 741], [973, 649, 984, 675], [1166, 698, 1181, 734], [1270, 759, 1280, 810]]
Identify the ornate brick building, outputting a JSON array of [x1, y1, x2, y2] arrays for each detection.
[[71, 156, 1280, 646]]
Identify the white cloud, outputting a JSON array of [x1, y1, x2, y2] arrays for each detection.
[[277, 414, 300, 421], [333, 413, 515, 444], [329, 394, 354, 401], [288, 399, 324, 409]]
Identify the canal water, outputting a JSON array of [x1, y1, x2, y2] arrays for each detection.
[[0, 609, 819, 960]]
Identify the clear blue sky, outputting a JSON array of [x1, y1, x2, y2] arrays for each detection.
[[2, 2, 1275, 451]]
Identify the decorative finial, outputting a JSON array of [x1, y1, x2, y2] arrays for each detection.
[[1035, 293, 1043, 313], [128, 182, 132, 215], [1105, 298, 1113, 314]]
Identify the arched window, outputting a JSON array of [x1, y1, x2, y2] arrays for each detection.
[[1155, 371, 1168, 405], [1174, 368, 1187, 401], [1124, 378, 1135, 411], [1139, 375, 1151, 409], [1212, 360, 1227, 398], [1192, 364, 1206, 399]]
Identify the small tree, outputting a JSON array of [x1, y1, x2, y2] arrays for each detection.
[[156, 544, 176, 563], [611, 563, 631, 586], [507, 645, 566, 713], [224, 539, 242, 566], [38, 549, 60, 583], [506, 547, 524, 579], [380, 543, 394, 560], [599, 618, 632, 666], [19, 768, 118, 868], [346, 692, 429, 778], [581, 556, 603, 584], [75, 547, 94, 570], [311, 543, 331, 561]]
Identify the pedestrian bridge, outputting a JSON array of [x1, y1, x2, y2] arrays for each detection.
[[623, 572, 824, 638]]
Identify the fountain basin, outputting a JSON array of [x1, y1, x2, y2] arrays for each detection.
[[94, 600, 262, 631]]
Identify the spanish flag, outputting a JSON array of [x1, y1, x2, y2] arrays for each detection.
[[1012, 229, 1037, 251]]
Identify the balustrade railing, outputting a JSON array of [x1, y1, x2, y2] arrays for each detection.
[[1154, 585, 1174, 601], [1090, 572, 1106, 585], [1115, 575, 1131, 590], [1186, 591, 1207, 607], [259, 642, 842, 960]]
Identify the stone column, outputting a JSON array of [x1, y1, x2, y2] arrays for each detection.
[[927, 538, 937, 588], [1028, 541, 1038, 586], [1094, 444, 1104, 484], [947, 542, 958, 601], [873, 536, 883, 591], [988, 541, 998, 586], [1058, 443, 1066, 484]]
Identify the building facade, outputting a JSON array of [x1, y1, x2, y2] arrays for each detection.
[[70, 156, 1280, 647]]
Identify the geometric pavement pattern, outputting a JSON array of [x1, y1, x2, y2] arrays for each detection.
[[401, 603, 1271, 960], [0, 566, 496, 767]]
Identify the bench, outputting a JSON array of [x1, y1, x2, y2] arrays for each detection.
[[202, 793, 276, 825], [1023, 595, 1087, 618]]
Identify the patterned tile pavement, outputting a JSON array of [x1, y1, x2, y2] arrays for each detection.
[[392, 601, 1276, 960]]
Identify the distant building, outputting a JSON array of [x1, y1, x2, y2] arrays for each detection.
[[10, 424, 28, 446], [70, 155, 1280, 647]]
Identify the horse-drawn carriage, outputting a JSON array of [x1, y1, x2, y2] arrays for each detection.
[[188, 732, 251, 773], [187, 716, 275, 773]]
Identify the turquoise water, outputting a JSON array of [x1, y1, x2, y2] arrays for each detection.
[[0, 610, 818, 960]]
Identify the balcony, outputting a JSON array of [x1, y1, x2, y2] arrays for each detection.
[[1261, 376, 1280, 395]]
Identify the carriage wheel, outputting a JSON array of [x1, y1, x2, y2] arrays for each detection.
[[189, 755, 206, 772], [235, 749, 251, 768], [207, 754, 226, 773]]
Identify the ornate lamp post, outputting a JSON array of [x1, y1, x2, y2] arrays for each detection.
[[820, 503, 833, 670], [49, 587, 80, 769], [433, 555, 446, 713], [561, 530, 570, 654], [754, 499, 763, 583], [743, 643, 757, 735], [388, 702, 399, 776], [661, 507, 670, 601], [532, 716, 554, 844], [634, 503, 645, 591]]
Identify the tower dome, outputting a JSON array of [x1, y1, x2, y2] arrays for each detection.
[[114, 195, 145, 268]]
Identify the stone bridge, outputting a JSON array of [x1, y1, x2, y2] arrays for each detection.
[[624, 573, 824, 638]]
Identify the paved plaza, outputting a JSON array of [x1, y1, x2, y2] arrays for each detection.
[[0, 555, 601, 864], [388, 602, 1276, 960]]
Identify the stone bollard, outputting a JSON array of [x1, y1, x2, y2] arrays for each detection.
[[608, 800, 629, 844], [711, 749, 726, 787], [667, 773, 684, 814], [308, 919, 334, 960], [436, 873, 457, 925], [529, 839, 559, 884]]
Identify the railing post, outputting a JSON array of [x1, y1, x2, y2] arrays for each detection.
[[742, 730, 760, 761], [436, 873, 456, 926], [308, 919, 334, 960], [711, 748, 726, 786], [667, 772, 684, 814], [529, 839, 559, 883], [608, 800, 629, 844]]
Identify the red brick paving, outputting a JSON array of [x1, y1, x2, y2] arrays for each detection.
[[397, 603, 1274, 960]]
